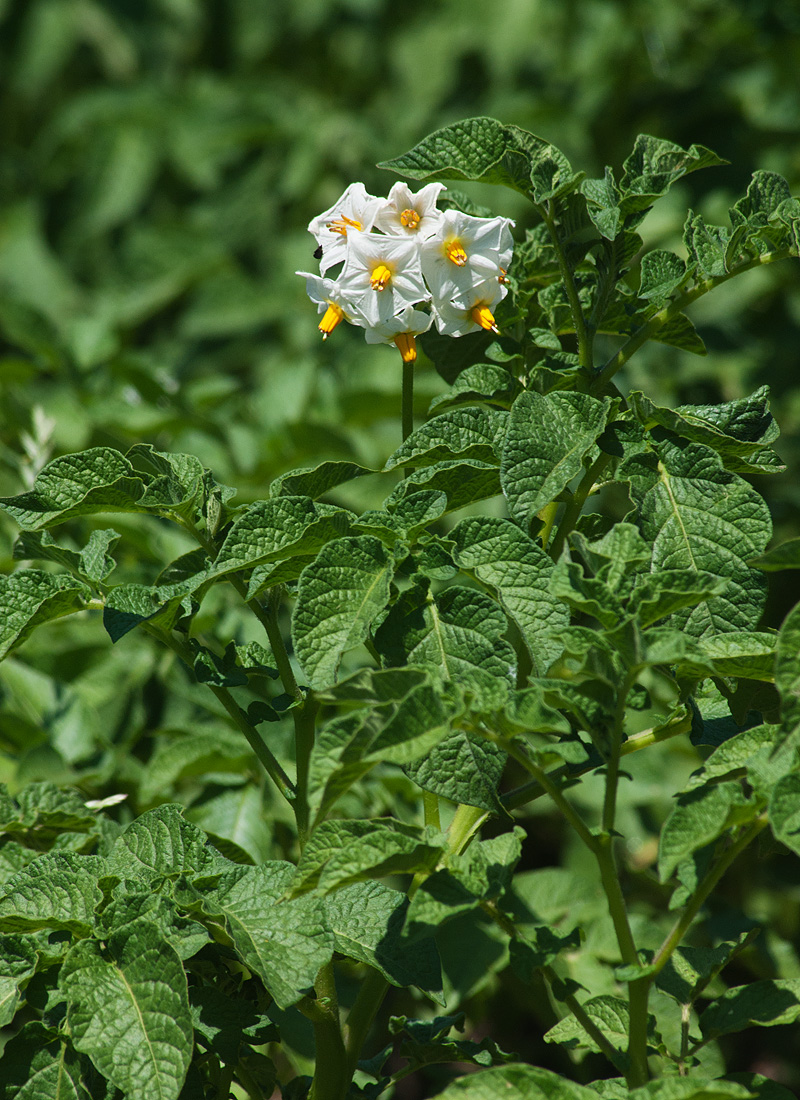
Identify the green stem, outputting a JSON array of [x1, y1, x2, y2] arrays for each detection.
[[423, 789, 441, 830], [502, 740, 597, 853], [501, 711, 693, 813], [595, 247, 792, 389], [548, 450, 611, 561], [542, 203, 593, 370], [303, 966, 349, 1100], [294, 695, 319, 849], [538, 501, 559, 552], [649, 815, 768, 978], [540, 963, 627, 1073], [147, 625, 295, 801], [447, 803, 489, 856], [602, 669, 637, 836], [343, 967, 389, 1077], [402, 356, 414, 475]]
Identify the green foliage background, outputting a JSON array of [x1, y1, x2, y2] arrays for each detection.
[[2, 0, 800, 1092]]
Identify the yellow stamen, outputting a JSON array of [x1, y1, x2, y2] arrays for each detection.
[[319, 303, 345, 339], [445, 239, 468, 266], [393, 333, 417, 363], [470, 305, 499, 333], [370, 263, 393, 291], [400, 208, 421, 230], [327, 214, 363, 236], [498, 267, 509, 284]]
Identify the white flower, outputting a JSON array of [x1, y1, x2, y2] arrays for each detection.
[[374, 182, 446, 240], [358, 302, 432, 363], [432, 277, 507, 337], [308, 183, 383, 274], [297, 270, 365, 339], [421, 209, 514, 305], [340, 232, 428, 312]]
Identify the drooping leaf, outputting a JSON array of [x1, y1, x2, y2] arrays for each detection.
[[621, 434, 771, 638], [658, 782, 753, 882], [322, 880, 441, 993], [501, 390, 611, 525], [292, 536, 395, 689], [0, 570, 90, 660], [0, 852, 103, 934], [699, 978, 800, 1038], [451, 516, 568, 674]]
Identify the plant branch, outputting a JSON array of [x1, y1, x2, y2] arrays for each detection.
[[543, 204, 593, 370], [649, 815, 769, 978], [540, 964, 627, 1073], [548, 450, 611, 561], [595, 248, 793, 389]]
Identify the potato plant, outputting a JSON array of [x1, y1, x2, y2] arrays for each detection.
[[1, 119, 800, 1100]]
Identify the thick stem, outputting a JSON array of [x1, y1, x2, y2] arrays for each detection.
[[343, 967, 389, 1077], [602, 669, 637, 836], [303, 965, 349, 1100], [423, 789, 441, 831]]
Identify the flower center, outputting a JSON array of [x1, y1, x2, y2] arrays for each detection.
[[370, 263, 394, 291], [445, 239, 468, 266], [393, 333, 417, 363], [318, 303, 345, 338], [400, 208, 421, 230], [470, 304, 499, 333], [327, 214, 363, 236]]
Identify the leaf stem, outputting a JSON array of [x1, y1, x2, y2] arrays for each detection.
[[548, 450, 611, 561], [402, 357, 415, 476], [595, 247, 793, 389], [648, 815, 768, 979], [542, 203, 593, 370], [145, 625, 295, 801], [540, 963, 627, 1073]]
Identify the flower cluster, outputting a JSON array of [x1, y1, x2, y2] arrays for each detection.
[[297, 182, 514, 364]]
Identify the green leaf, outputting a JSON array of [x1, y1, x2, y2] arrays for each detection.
[[0, 852, 103, 934], [386, 459, 501, 514], [544, 994, 632, 1056], [508, 925, 582, 982], [106, 804, 225, 881], [656, 931, 760, 1007], [0, 448, 146, 529], [750, 538, 800, 571], [322, 880, 441, 993], [192, 863, 333, 1009], [384, 407, 505, 471], [621, 135, 726, 204], [658, 782, 753, 882], [429, 363, 521, 413], [61, 921, 193, 1100], [292, 819, 443, 894], [102, 582, 192, 643], [451, 516, 569, 674], [628, 1082, 754, 1100], [0, 570, 90, 660], [127, 444, 205, 520], [404, 729, 507, 812], [699, 978, 800, 1038], [769, 774, 800, 856], [638, 250, 687, 306], [208, 496, 352, 580], [0, 1022, 92, 1100], [622, 435, 772, 638], [13, 528, 121, 583], [0, 933, 37, 1026], [374, 582, 515, 709], [775, 601, 800, 731], [404, 830, 524, 937], [420, 1063, 599, 1100], [269, 460, 372, 499], [292, 536, 395, 689], [501, 391, 611, 524], [379, 117, 581, 204], [630, 387, 781, 474]]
